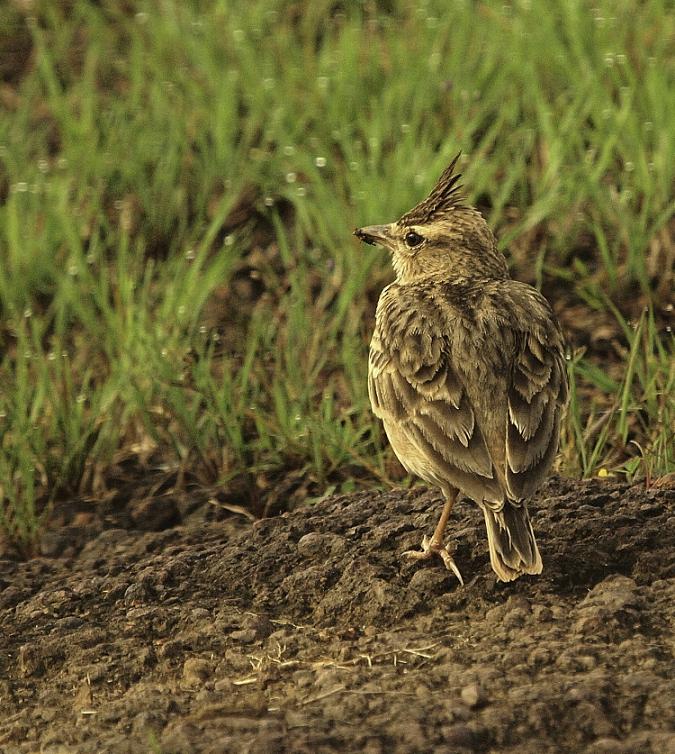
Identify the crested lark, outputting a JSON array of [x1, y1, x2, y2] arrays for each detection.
[[355, 154, 568, 583]]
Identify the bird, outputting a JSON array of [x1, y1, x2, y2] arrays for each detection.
[[354, 153, 568, 583]]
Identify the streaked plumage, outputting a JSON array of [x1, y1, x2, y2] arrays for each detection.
[[355, 154, 568, 582]]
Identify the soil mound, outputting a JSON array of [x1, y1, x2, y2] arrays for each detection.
[[1, 477, 673, 753]]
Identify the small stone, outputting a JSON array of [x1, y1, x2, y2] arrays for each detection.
[[19, 644, 43, 676], [124, 581, 157, 606], [214, 678, 233, 692], [297, 532, 346, 557], [52, 616, 84, 632], [229, 629, 257, 644], [460, 683, 483, 708]]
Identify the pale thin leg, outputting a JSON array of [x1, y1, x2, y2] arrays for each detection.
[[402, 488, 464, 585]]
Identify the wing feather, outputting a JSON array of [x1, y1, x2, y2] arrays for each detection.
[[505, 330, 568, 499], [369, 327, 499, 501]]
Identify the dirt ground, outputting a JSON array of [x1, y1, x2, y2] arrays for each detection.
[[0, 476, 674, 754]]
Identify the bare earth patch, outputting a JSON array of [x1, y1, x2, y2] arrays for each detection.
[[1, 477, 674, 753]]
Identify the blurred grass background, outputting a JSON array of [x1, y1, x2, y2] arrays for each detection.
[[0, 0, 673, 550]]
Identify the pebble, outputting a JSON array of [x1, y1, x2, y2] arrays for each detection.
[[297, 532, 347, 557], [460, 683, 483, 708], [229, 628, 257, 644]]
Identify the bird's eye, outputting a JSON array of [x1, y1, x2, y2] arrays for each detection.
[[404, 231, 424, 248]]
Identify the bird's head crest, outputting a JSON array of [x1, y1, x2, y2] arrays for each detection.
[[398, 152, 465, 226]]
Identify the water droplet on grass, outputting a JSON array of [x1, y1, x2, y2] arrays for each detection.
[[23, 308, 32, 318], [283, 145, 295, 156], [315, 156, 326, 168], [286, 172, 297, 183], [14, 182, 28, 192], [185, 248, 196, 261], [264, 196, 274, 207]]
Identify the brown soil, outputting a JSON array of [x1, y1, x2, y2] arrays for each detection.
[[1, 477, 674, 754]]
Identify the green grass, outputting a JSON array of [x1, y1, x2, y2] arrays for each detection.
[[0, 0, 673, 549]]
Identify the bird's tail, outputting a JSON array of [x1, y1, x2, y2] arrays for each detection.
[[482, 502, 543, 582]]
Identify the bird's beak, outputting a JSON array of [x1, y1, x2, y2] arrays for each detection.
[[353, 224, 395, 250]]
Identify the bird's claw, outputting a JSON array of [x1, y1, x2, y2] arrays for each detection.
[[402, 535, 464, 586]]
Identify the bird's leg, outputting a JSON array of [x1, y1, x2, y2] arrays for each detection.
[[402, 488, 464, 585]]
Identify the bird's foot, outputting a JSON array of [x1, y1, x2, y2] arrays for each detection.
[[402, 535, 464, 586]]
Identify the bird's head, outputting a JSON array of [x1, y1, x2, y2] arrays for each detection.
[[354, 153, 509, 283]]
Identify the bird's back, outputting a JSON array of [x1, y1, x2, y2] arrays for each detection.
[[369, 277, 568, 506]]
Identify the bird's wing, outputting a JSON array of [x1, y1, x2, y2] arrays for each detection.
[[505, 326, 568, 500], [368, 325, 503, 504]]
